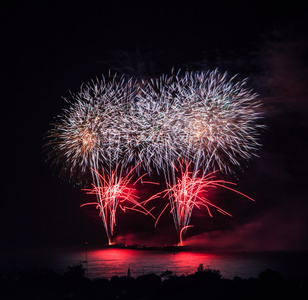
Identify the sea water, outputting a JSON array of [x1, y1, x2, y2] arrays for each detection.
[[2, 247, 308, 280], [43, 248, 308, 280]]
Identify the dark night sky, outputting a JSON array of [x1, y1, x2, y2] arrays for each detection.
[[1, 0, 308, 253]]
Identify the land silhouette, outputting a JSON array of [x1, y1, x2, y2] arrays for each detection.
[[1, 263, 307, 299]]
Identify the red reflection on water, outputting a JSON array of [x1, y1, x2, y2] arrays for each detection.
[[86, 248, 223, 278], [168, 252, 219, 271], [90, 248, 137, 261], [88, 248, 220, 266], [77, 246, 252, 280]]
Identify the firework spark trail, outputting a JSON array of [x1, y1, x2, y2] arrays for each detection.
[[156, 162, 254, 244], [82, 166, 156, 244], [45, 70, 263, 244], [44, 75, 138, 185], [45, 70, 262, 186], [143, 70, 263, 243], [120, 74, 185, 176], [173, 70, 264, 176], [44, 75, 147, 243]]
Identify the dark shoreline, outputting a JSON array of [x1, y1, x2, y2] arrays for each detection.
[[1, 263, 307, 300], [103, 243, 191, 252]]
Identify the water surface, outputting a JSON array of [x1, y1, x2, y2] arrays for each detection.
[[2, 247, 307, 280], [54, 248, 308, 280]]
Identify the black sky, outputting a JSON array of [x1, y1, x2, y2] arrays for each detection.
[[1, 0, 308, 252]]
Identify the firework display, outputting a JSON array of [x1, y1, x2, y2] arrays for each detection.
[[82, 166, 155, 245], [45, 69, 263, 244], [121, 74, 186, 175], [155, 161, 255, 245], [44, 76, 137, 184], [176, 70, 263, 175]]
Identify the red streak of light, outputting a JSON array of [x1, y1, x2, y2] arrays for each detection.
[[179, 225, 194, 246], [81, 165, 157, 243], [155, 161, 255, 244]]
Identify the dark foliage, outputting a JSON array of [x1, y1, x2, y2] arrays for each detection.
[[0, 265, 307, 300]]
